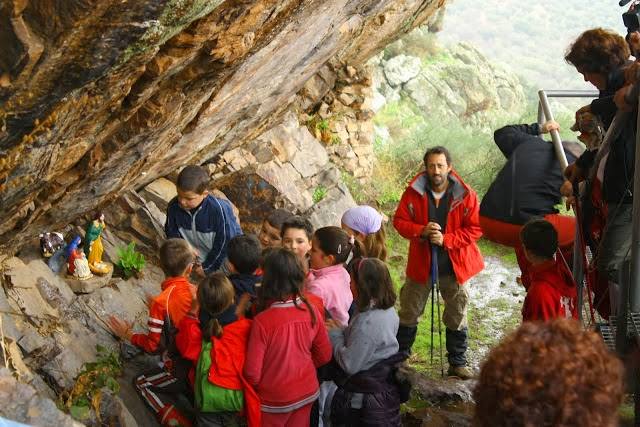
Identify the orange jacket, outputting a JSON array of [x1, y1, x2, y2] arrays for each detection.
[[394, 170, 484, 284], [131, 276, 194, 353], [176, 316, 261, 427]]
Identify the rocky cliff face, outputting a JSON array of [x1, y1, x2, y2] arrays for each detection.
[[372, 28, 526, 132], [0, 0, 447, 252]]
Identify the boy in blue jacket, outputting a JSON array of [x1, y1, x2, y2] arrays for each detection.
[[165, 165, 242, 276]]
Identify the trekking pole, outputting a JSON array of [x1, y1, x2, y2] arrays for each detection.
[[428, 246, 443, 376], [432, 246, 445, 377], [430, 253, 435, 366]]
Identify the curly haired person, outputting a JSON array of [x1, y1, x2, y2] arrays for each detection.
[[474, 319, 624, 427]]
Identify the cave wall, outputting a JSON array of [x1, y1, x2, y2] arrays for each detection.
[[0, 0, 446, 252]]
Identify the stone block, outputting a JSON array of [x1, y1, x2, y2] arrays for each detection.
[[0, 368, 82, 427], [139, 178, 177, 211], [338, 93, 355, 106], [64, 268, 113, 294], [383, 54, 421, 87], [41, 320, 101, 390], [305, 184, 356, 229], [3, 258, 75, 321]]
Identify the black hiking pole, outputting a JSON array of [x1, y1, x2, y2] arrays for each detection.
[[431, 245, 445, 377]]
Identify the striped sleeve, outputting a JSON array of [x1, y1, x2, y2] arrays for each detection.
[[131, 299, 166, 353]]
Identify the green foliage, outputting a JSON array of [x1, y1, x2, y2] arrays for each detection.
[[312, 186, 328, 204], [60, 345, 122, 422], [330, 134, 342, 145], [116, 242, 146, 278], [316, 119, 330, 132]]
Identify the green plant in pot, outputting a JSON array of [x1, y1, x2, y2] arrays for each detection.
[[116, 242, 146, 279]]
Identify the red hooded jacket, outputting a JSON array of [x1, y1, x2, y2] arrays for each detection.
[[393, 170, 484, 285], [522, 258, 578, 322], [176, 315, 261, 427]]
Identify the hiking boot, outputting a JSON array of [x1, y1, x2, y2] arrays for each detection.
[[447, 365, 474, 380]]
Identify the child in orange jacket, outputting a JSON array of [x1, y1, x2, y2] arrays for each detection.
[[109, 238, 196, 427], [176, 273, 260, 427]]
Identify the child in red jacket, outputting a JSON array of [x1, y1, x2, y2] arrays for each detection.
[[108, 238, 196, 427], [520, 219, 578, 322], [176, 273, 260, 427], [244, 248, 332, 426]]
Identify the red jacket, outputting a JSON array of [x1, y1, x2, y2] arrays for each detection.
[[244, 298, 332, 412], [393, 170, 484, 284], [131, 276, 194, 353], [176, 316, 261, 427], [522, 259, 578, 322]]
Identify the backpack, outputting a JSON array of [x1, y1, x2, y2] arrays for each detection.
[[194, 339, 244, 413]]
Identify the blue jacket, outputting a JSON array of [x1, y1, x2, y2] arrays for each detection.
[[165, 195, 242, 273]]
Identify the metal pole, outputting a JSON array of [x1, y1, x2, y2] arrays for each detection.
[[537, 101, 545, 126], [538, 90, 569, 170]]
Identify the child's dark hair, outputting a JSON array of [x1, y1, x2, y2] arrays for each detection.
[[520, 219, 558, 260], [259, 248, 316, 325], [266, 209, 294, 230], [350, 258, 396, 312], [159, 238, 194, 277], [314, 226, 354, 264], [198, 273, 235, 341], [177, 165, 210, 194], [227, 234, 261, 274], [281, 215, 314, 240]]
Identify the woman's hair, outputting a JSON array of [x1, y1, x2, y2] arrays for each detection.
[[565, 28, 629, 75], [350, 258, 396, 312], [474, 319, 624, 427], [360, 227, 387, 261], [198, 273, 235, 341], [259, 248, 316, 325], [313, 226, 354, 264]]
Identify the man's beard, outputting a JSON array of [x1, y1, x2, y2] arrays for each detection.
[[428, 174, 446, 189]]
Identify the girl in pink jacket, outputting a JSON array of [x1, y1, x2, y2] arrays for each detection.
[[307, 226, 355, 326]]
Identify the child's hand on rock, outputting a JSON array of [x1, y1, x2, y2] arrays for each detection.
[[108, 316, 133, 341]]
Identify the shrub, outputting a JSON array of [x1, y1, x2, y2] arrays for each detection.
[[116, 242, 146, 278]]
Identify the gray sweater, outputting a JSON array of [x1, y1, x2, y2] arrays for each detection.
[[329, 307, 400, 375]]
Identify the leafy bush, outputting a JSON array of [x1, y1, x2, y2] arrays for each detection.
[[116, 242, 146, 278], [59, 345, 122, 422]]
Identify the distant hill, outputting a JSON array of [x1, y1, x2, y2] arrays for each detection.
[[439, 0, 628, 94]]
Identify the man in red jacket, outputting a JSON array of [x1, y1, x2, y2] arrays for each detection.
[[394, 146, 483, 380], [520, 219, 578, 322]]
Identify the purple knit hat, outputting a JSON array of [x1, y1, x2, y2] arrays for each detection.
[[341, 205, 382, 236]]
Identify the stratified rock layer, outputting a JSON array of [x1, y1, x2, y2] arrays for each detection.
[[0, 0, 447, 252]]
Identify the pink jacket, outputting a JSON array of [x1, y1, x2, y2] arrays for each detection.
[[306, 264, 353, 326]]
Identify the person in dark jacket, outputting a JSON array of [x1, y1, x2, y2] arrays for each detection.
[[165, 165, 242, 275], [199, 234, 262, 329], [564, 28, 635, 317], [479, 121, 583, 287]]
